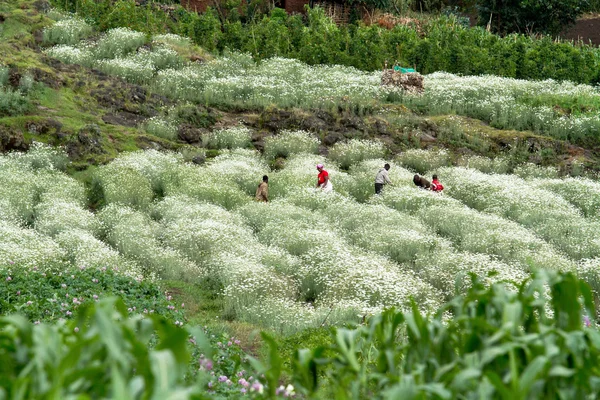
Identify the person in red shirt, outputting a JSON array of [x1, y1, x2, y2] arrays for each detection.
[[316, 164, 333, 193], [431, 174, 444, 192]]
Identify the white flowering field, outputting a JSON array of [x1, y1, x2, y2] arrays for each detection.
[[2, 138, 599, 335], [41, 20, 600, 143]]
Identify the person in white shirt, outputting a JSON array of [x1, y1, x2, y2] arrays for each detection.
[[375, 163, 392, 194]]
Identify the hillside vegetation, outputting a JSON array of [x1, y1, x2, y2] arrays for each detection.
[[2, 0, 600, 398]]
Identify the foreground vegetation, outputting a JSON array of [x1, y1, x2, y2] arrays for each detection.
[[2, 271, 598, 398]]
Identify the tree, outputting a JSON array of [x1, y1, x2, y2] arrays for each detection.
[[476, 0, 588, 36]]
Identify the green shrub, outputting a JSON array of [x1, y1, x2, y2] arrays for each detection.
[[0, 66, 9, 87], [0, 89, 31, 116], [286, 271, 600, 398]]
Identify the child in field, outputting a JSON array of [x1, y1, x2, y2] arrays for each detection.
[[431, 174, 444, 192], [316, 164, 333, 193]]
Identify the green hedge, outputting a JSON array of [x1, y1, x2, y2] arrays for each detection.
[[50, 0, 600, 83]]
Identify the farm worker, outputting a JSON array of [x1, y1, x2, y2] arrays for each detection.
[[255, 175, 269, 202], [375, 163, 392, 194], [431, 174, 444, 192], [413, 174, 431, 190], [316, 164, 333, 193]]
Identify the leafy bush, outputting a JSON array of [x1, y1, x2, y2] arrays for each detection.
[[0, 264, 178, 322], [50, 0, 600, 84], [0, 89, 31, 116], [0, 297, 263, 398], [477, 0, 586, 35], [0, 66, 9, 87]]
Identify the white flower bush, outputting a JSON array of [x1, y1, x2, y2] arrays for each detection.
[[405, 72, 600, 142], [205, 126, 252, 150], [42, 16, 93, 45], [456, 155, 511, 174], [513, 163, 559, 179], [94, 27, 147, 59], [141, 116, 178, 140], [152, 33, 191, 48], [328, 139, 386, 169], [440, 167, 600, 259], [0, 221, 67, 268], [532, 177, 600, 218], [44, 44, 94, 66], [397, 148, 451, 174], [263, 130, 320, 160], [34, 199, 100, 237]]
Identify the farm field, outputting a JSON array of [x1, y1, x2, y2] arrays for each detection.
[[3, 0, 600, 397], [3, 140, 600, 332]]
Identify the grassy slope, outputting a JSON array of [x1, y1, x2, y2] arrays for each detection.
[[2, 0, 600, 357]]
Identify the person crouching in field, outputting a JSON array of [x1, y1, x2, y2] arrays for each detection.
[[316, 164, 333, 193], [413, 174, 431, 189], [256, 175, 269, 202], [375, 163, 392, 194], [431, 174, 444, 192]]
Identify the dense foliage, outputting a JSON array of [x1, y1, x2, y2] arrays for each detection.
[[48, 0, 600, 84], [0, 297, 268, 399], [1, 271, 598, 398], [476, 0, 587, 35]]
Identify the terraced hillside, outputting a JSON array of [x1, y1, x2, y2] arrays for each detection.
[[3, 0, 600, 398]]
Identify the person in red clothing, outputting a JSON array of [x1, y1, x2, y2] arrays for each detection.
[[431, 174, 444, 192], [316, 164, 333, 193]]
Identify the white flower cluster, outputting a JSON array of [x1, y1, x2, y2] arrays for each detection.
[[153, 54, 390, 109], [42, 16, 93, 45], [94, 27, 147, 59], [152, 33, 191, 48], [142, 116, 178, 141], [205, 126, 252, 150], [408, 72, 600, 141], [328, 139, 386, 169], [439, 167, 600, 260], [44, 44, 94, 66], [263, 130, 320, 160], [397, 148, 450, 174]]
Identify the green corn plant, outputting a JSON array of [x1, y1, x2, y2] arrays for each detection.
[[291, 271, 600, 399]]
